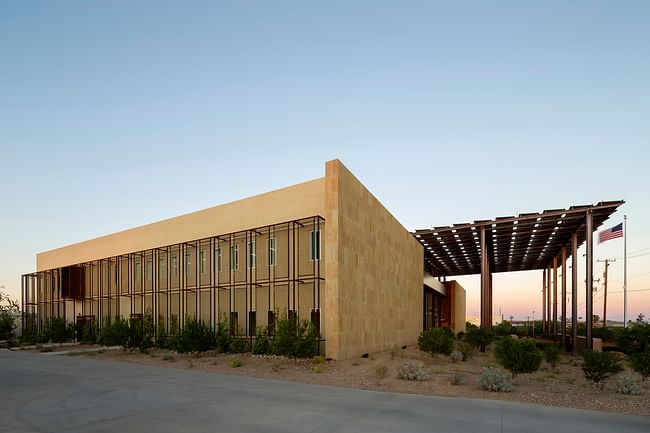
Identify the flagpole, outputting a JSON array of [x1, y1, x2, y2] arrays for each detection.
[[623, 215, 627, 328]]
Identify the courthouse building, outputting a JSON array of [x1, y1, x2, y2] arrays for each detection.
[[22, 160, 465, 359]]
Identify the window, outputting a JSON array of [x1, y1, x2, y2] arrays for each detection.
[[171, 256, 178, 277], [135, 261, 142, 283], [185, 252, 192, 274], [146, 260, 152, 282], [230, 244, 239, 270], [267, 237, 277, 266], [309, 230, 321, 261], [247, 240, 256, 268], [158, 257, 166, 279], [215, 247, 222, 273], [199, 250, 206, 275]]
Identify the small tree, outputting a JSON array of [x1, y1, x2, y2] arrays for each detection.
[[0, 291, 19, 342], [465, 326, 495, 353], [495, 338, 543, 378], [418, 328, 454, 356], [582, 350, 622, 389]]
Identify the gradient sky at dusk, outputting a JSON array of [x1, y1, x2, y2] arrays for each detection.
[[1, 1, 649, 320]]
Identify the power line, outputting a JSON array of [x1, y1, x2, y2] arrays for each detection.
[[609, 288, 650, 294]]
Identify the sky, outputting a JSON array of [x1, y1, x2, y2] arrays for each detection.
[[1, 1, 649, 321]]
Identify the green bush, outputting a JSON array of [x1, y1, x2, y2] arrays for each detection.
[[582, 350, 622, 389], [45, 317, 75, 343], [495, 338, 543, 377], [616, 372, 644, 395], [456, 341, 474, 361], [465, 326, 495, 353], [230, 357, 244, 368], [252, 327, 272, 355], [229, 337, 250, 354], [271, 316, 319, 358], [215, 319, 232, 353], [494, 321, 516, 337], [173, 318, 215, 353], [544, 344, 561, 369], [630, 350, 650, 380], [99, 317, 130, 346], [418, 328, 454, 356], [617, 323, 650, 354], [80, 319, 98, 345]]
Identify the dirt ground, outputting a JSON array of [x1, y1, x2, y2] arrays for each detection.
[[60, 345, 650, 416]]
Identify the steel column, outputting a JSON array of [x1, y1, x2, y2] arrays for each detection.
[[539, 269, 543, 333], [561, 246, 567, 350], [480, 226, 490, 328], [585, 210, 594, 350], [546, 265, 552, 336], [572, 232, 578, 355], [553, 256, 558, 335]]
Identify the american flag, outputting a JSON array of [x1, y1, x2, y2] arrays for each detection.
[[599, 223, 623, 243]]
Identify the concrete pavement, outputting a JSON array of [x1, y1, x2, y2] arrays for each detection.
[[1, 350, 648, 433]]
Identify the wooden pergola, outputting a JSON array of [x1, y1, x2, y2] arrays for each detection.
[[412, 200, 624, 352]]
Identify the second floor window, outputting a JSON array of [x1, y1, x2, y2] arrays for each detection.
[[199, 250, 206, 275], [146, 260, 152, 282], [171, 256, 178, 277], [267, 237, 277, 266], [215, 247, 222, 273], [185, 252, 192, 275], [230, 244, 239, 271], [309, 230, 321, 261], [248, 241, 256, 269]]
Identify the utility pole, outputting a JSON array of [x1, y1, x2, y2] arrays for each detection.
[[597, 258, 615, 328]]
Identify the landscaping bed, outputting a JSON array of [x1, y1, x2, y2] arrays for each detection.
[[75, 344, 650, 416]]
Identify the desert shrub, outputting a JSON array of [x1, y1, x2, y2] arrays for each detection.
[[375, 365, 388, 379], [230, 358, 244, 368], [449, 372, 463, 385], [479, 367, 513, 392], [215, 319, 232, 353], [465, 327, 495, 353], [229, 337, 250, 354], [450, 350, 463, 363], [616, 372, 644, 395], [173, 318, 215, 353], [630, 350, 650, 380], [582, 350, 622, 389], [398, 359, 430, 381], [252, 327, 272, 355], [271, 316, 319, 358], [40, 317, 75, 343], [418, 328, 454, 356], [495, 338, 543, 377], [494, 321, 516, 337], [544, 344, 561, 369], [617, 323, 650, 354], [456, 342, 474, 361], [80, 319, 98, 345], [99, 317, 130, 347], [313, 355, 326, 364], [313, 366, 324, 374], [162, 354, 175, 362]]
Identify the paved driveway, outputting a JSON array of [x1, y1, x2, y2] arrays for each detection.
[[1, 350, 648, 433]]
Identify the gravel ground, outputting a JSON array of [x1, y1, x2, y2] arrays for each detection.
[[61, 344, 650, 416]]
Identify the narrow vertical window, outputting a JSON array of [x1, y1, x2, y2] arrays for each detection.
[[199, 250, 206, 275], [248, 240, 256, 268], [309, 230, 321, 261], [171, 256, 178, 277], [146, 260, 152, 282], [230, 244, 239, 270], [185, 252, 192, 274], [268, 237, 277, 266], [135, 261, 142, 283], [159, 257, 166, 279], [215, 247, 222, 273]]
